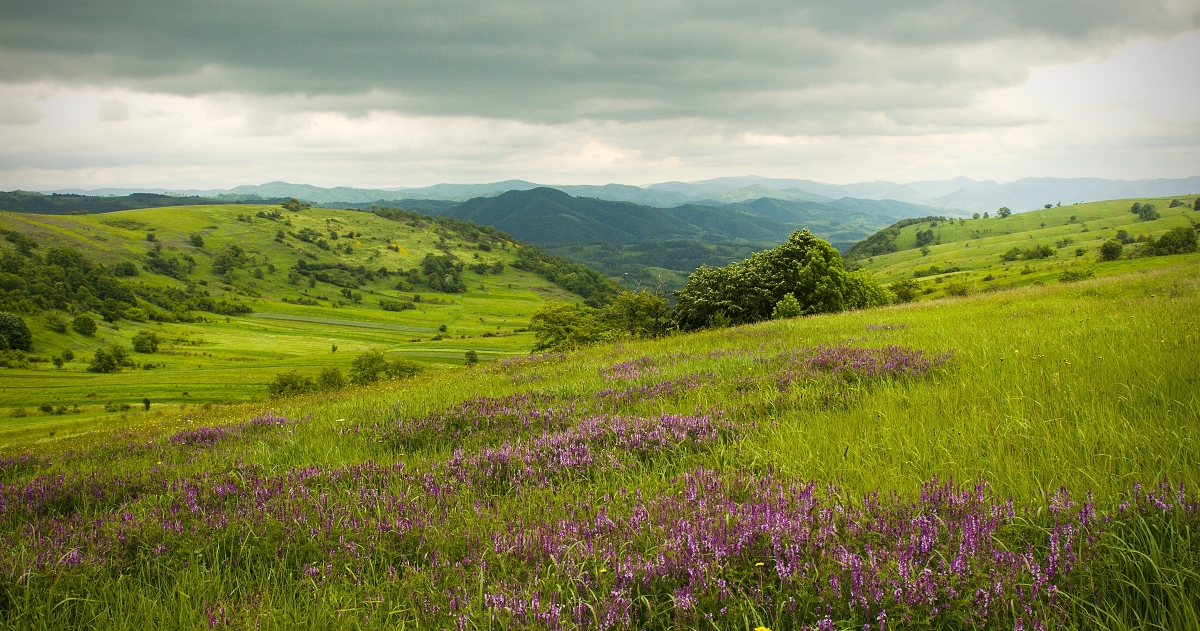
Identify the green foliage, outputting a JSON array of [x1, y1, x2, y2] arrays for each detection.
[[210, 244, 248, 276], [529, 302, 616, 351], [888, 278, 920, 303], [112, 261, 138, 276], [1000, 244, 1055, 262], [281, 198, 311, 212], [1099, 240, 1123, 261], [464, 350, 479, 365], [131, 331, 160, 353], [1141, 227, 1198, 256], [1059, 268, 1095, 283], [0, 311, 32, 351], [672, 230, 888, 330], [771, 293, 802, 319], [189, 234, 205, 247], [0, 349, 29, 368], [71, 314, 97, 335], [845, 216, 947, 260], [267, 370, 316, 397], [1131, 202, 1142, 213], [379, 299, 415, 312], [317, 366, 346, 391], [997, 207, 1012, 218], [349, 350, 388, 385], [605, 290, 670, 338], [421, 253, 466, 293], [512, 247, 621, 307], [87, 344, 131, 373], [1138, 204, 1160, 221], [944, 280, 970, 296]]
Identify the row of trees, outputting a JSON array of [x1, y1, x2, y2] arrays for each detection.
[[266, 350, 424, 397], [529, 230, 891, 351]]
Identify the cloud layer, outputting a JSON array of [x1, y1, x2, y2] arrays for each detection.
[[0, 0, 1197, 188]]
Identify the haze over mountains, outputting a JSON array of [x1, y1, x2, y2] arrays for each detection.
[[45, 175, 1200, 214]]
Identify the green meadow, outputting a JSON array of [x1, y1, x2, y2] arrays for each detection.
[[1, 255, 1197, 629], [0, 204, 582, 446], [860, 196, 1200, 295]]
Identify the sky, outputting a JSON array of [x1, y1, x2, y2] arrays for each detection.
[[0, 0, 1198, 191]]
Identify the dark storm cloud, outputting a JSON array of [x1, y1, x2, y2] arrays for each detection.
[[0, 0, 1196, 126]]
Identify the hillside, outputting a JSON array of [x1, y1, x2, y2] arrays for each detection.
[[853, 195, 1200, 299], [1, 259, 1197, 628], [437, 188, 937, 289], [0, 203, 608, 443]]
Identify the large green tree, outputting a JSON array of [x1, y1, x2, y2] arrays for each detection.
[[671, 229, 889, 330]]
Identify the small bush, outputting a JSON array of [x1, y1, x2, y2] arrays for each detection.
[[45, 314, 68, 333], [317, 366, 346, 391], [131, 331, 160, 353], [771, 293, 802, 319], [380, 299, 416, 312], [1138, 204, 1159, 221], [888, 279, 920, 303], [72, 315, 97, 336], [464, 350, 479, 365], [0, 312, 32, 351], [944, 281, 970, 297], [0, 350, 30, 369], [1099, 240, 1123, 261], [267, 370, 316, 398], [1060, 268, 1095, 283]]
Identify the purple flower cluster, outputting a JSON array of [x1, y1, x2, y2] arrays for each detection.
[[803, 345, 950, 379], [386, 392, 577, 451], [445, 412, 733, 490], [594, 374, 709, 406], [600, 357, 657, 382]]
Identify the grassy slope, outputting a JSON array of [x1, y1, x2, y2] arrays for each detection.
[[0, 261, 1196, 628], [0, 205, 581, 444], [860, 196, 1200, 296]]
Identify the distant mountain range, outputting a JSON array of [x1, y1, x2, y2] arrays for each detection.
[[44, 175, 1200, 213]]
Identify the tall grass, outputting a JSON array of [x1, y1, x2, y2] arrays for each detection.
[[1, 263, 1198, 629]]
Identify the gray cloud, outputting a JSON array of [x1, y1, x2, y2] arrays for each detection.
[[97, 98, 131, 122], [0, 100, 42, 125], [1, 0, 1196, 129]]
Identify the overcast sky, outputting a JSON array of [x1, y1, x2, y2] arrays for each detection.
[[1, 0, 1198, 190]]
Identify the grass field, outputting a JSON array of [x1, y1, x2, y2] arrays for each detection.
[[860, 196, 1199, 295], [1, 258, 1197, 629], [0, 204, 587, 443]]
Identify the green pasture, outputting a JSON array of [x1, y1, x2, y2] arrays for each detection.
[[861, 195, 1200, 294], [0, 204, 584, 437], [1, 254, 1198, 629]]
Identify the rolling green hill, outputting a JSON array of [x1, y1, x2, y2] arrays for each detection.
[[441, 187, 940, 290], [854, 195, 1200, 300], [0, 203, 608, 444]]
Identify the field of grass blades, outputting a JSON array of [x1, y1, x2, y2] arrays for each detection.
[[1, 262, 1198, 630]]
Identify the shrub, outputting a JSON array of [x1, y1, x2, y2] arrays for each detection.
[[1131, 202, 1142, 213], [944, 281, 970, 297], [0, 312, 32, 351], [131, 331, 160, 353], [386, 359, 423, 379], [267, 370, 316, 397], [349, 350, 388, 385], [771, 293, 802, 319], [1060, 268, 1095, 283], [316, 366, 346, 391], [380, 299, 416, 312], [464, 350, 479, 365], [112, 261, 139, 276], [996, 207, 1012, 218], [888, 278, 920, 303], [529, 302, 616, 351], [87, 348, 118, 373], [1143, 227, 1198, 255], [1099, 240, 1123, 261], [1138, 204, 1159, 221], [0, 350, 30, 369], [189, 234, 204, 247], [45, 314, 67, 333], [72, 315, 97, 336], [1169, 199, 1184, 208]]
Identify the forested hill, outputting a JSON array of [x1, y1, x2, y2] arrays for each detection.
[[438, 187, 936, 249], [445, 188, 700, 245], [0, 191, 285, 215]]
